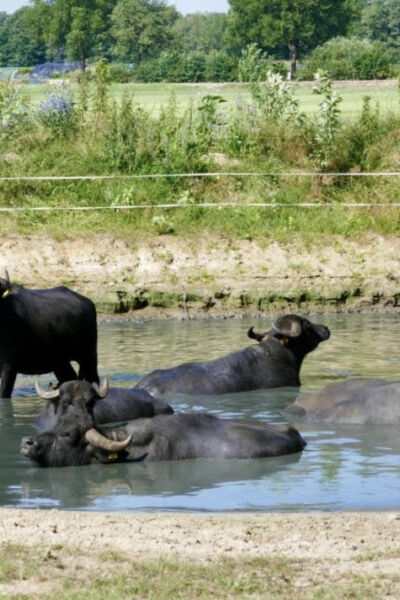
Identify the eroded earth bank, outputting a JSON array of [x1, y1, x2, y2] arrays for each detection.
[[1, 233, 400, 318]]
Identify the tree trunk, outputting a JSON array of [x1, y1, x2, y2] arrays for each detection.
[[288, 41, 297, 80]]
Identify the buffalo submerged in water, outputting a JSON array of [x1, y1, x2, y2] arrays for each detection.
[[285, 377, 400, 425], [136, 314, 330, 397], [35, 379, 173, 432], [0, 270, 99, 398], [20, 381, 306, 467]]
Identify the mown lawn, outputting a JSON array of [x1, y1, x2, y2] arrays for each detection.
[[13, 78, 400, 117]]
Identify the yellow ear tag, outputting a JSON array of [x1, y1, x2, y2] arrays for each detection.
[[280, 337, 288, 346], [108, 452, 118, 460], [1, 289, 10, 299]]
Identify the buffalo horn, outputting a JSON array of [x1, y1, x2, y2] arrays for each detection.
[[4, 269, 10, 284], [35, 381, 60, 400], [247, 326, 268, 342], [92, 378, 109, 399], [84, 428, 132, 451]]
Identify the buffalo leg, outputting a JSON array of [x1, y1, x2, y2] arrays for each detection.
[[78, 356, 100, 384], [0, 364, 17, 399], [54, 363, 78, 385]]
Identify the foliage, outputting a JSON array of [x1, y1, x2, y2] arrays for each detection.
[[1, 78, 400, 241], [0, 73, 30, 137], [358, 0, 400, 62], [174, 12, 230, 53], [227, 0, 360, 78], [301, 37, 393, 80], [310, 71, 342, 168], [0, 6, 47, 66], [237, 44, 286, 82], [36, 86, 77, 137], [66, 7, 93, 71], [196, 94, 227, 152], [111, 0, 179, 63], [134, 50, 237, 82], [250, 71, 303, 125], [107, 62, 135, 83]]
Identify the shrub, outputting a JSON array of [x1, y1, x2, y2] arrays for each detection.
[[134, 50, 237, 83], [301, 37, 393, 80], [0, 73, 31, 137], [204, 50, 237, 82], [238, 44, 287, 82], [36, 87, 77, 137], [107, 63, 135, 83]]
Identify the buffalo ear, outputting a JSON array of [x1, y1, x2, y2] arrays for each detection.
[[272, 315, 302, 338], [247, 326, 268, 342]]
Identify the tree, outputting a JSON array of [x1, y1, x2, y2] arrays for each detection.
[[66, 7, 93, 71], [111, 0, 179, 63], [359, 0, 400, 61], [173, 13, 230, 53], [227, 0, 360, 79], [0, 7, 47, 66], [43, 0, 118, 63]]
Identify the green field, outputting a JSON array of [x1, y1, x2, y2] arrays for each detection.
[[14, 78, 400, 117]]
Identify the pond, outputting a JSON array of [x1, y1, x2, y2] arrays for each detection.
[[1, 313, 399, 512]]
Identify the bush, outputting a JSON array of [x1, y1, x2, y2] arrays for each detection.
[[134, 50, 237, 83], [204, 50, 237, 82], [134, 51, 185, 82], [301, 37, 393, 80], [107, 63, 135, 83], [36, 88, 77, 137], [238, 44, 287, 82]]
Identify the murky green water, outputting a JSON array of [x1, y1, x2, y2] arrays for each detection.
[[1, 313, 399, 512]]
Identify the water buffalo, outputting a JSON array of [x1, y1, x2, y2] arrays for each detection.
[[35, 379, 173, 432], [285, 378, 400, 425], [136, 314, 330, 397], [0, 270, 99, 398], [20, 381, 306, 467]]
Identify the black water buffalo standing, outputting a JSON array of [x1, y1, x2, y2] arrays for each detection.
[[35, 379, 173, 432], [0, 271, 99, 398], [20, 381, 306, 467], [136, 314, 330, 397], [285, 377, 400, 425]]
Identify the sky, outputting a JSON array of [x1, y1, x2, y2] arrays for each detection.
[[2, 0, 229, 15]]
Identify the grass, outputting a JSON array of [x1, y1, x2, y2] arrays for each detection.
[[0, 543, 399, 600], [1, 78, 400, 242], [13, 79, 400, 116]]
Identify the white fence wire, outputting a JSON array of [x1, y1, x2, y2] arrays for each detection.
[[0, 170, 399, 211]]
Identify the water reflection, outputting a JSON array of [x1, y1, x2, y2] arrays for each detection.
[[1, 313, 400, 512]]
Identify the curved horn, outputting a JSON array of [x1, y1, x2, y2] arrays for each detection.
[[272, 316, 302, 338], [4, 269, 10, 284], [92, 378, 109, 399], [247, 326, 269, 342], [35, 381, 60, 400], [84, 428, 132, 451]]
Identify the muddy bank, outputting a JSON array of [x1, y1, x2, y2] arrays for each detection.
[[1, 233, 399, 318]]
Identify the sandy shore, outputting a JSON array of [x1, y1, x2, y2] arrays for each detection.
[[1, 509, 399, 596]]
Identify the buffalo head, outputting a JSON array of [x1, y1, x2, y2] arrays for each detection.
[[22, 380, 132, 467], [248, 314, 330, 356]]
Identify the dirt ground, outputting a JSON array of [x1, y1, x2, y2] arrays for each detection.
[[1, 509, 399, 597], [1, 233, 400, 317]]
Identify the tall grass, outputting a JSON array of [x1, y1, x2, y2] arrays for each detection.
[[1, 67, 400, 240]]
